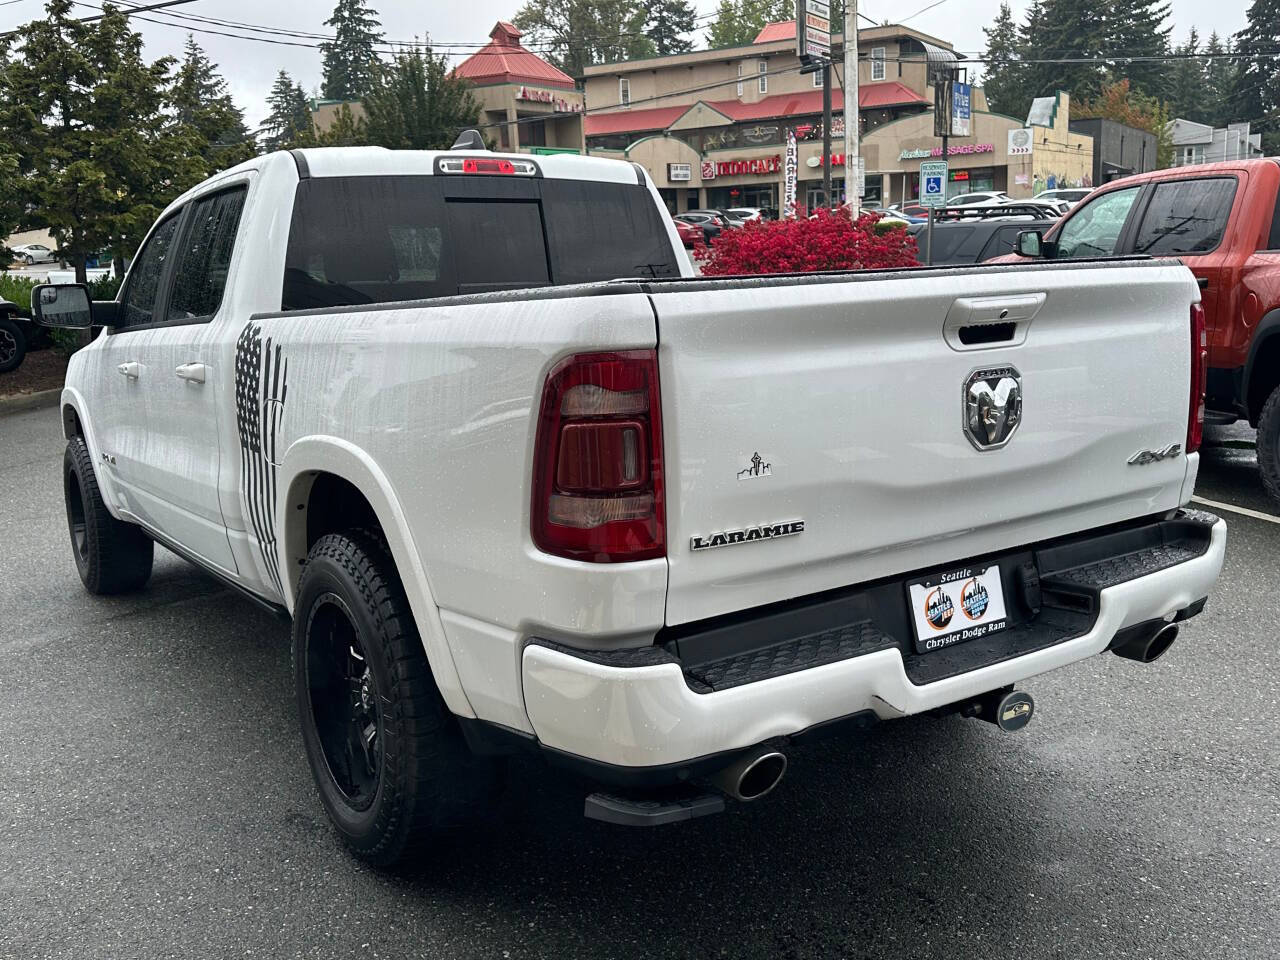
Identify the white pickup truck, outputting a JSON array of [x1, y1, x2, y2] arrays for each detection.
[[33, 143, 1226, 866]]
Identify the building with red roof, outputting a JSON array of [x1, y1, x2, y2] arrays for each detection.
[[451, 22, 585, 154], [581, 21, 1093, 214]]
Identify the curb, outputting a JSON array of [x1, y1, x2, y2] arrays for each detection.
[[0, 387, 61, 416]]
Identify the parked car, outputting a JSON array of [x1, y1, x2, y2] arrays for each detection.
[[673, 217, 703, 248], [990, 158, 1280, 504], [0, 299, 35, 373], [948, 190, 1014, 206], [32, 142, 1224, 867], [911, 206, 1060, 265], [1034, 187, 1092, 209], [727, 207, 765, 222], [688, 208, 745, 227], [11, 242, 55, 265], [675, 211, 724, 243]]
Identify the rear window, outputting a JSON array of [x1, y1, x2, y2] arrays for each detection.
[[1131, 177, 1237, 256], [282, 174, 678, 311]]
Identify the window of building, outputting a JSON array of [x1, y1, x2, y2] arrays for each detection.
[[619, 77, 630, 107], [523, 119, 547, 147], [871, 47, 886, 82], [813, 66, 824, 88], [737, 62, 743, 97], [758, 60, 767, 94]]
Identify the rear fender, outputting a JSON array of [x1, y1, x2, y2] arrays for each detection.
[[277, 435, 476, 720], [1244, 310, 1280, 423]]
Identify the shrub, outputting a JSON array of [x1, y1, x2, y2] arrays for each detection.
[[0, 274, 38, 311], [695, 208, 918, 276]]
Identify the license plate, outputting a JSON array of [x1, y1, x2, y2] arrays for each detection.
[[907, 564, 1009, 653]]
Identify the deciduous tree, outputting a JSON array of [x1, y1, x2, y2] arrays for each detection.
[[1076, 78, 1173, 167]]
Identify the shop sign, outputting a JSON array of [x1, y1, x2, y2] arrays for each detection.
[[949, 169, 970, 181], [701, 159, 717, 180], [515, 86, 584, 113], [899, 143, 995, 160], [714, 155, 782, 176], [1008, 128, 1034, 156], [667, 162, 693, 182], [784, 130, 798, 218], [796, 0, 831, 59]]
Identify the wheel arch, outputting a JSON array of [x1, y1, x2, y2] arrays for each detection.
[[277, 435, 476, 720], [1245, 311, 1280, 425]]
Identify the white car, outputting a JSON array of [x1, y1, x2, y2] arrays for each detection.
[[726, 207, 765, 221], [948, 190, 1014, 206], [11, 242, 55, 264], [1035, 187, 1092, 209], [32, 143, 1224, 866]]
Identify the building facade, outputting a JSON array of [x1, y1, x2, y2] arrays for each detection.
[[582, 22, 1093, 213], [1068, 117, 1158, 186], [451, 22, 585, 155], [1167, 119, 1264, 167]]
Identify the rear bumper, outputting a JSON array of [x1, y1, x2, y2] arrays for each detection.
[[520, 512, 1226, 773]]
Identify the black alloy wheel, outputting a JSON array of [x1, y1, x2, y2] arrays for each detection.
[[304, 593, 383, 810]]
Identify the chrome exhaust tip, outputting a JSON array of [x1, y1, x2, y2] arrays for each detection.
[[710, 750, 788, 801], [1113, 622, 1179, 664]]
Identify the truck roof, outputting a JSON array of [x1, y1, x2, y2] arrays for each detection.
[[278, 146, 643, 184], [1098, 156, 1280, 193]]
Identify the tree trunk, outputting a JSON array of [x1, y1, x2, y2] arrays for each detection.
[[74, 255, 87, 284], [113, 253, 125, 279]]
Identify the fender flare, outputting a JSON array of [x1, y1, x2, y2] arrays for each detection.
[[276, 435, 476, 720], [1244, 309, 1280, 418]]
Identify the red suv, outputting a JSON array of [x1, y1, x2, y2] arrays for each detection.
[[992, 159, 1280, 504]]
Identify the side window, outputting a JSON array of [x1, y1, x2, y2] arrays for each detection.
[[1055, 186, 1140, 258], [1267, 184, 1280, 251], [1131, 177, 1237, 256], [871, 48, 886, 81], [981, 225, 1029, 261], [167, 186, 248, 322], [119, 214, 182, 328]]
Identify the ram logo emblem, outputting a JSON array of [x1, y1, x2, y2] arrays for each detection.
[[964, 366, 1023, 451]]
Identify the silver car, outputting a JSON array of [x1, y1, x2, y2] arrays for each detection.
[[11, 243, 55, 264]]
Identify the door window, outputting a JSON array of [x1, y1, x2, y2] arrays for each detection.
[[119, 214, 182, 328], [1131, 177, 1237, 256], [1054, 186, 1140, 258], [167, 186, 248, 322]]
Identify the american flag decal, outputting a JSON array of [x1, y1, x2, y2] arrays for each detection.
[[234, 322, 288, 597]]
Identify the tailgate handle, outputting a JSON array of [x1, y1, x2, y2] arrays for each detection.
[[944, 293, 1046, 352]]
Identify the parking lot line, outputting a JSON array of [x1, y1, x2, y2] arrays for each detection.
[[1191, 495, 1280, 525]]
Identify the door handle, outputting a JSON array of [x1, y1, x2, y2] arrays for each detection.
[[175, 362, 208, 384], [1197, 276, 1210, 290], [117, 361, 141, 379]]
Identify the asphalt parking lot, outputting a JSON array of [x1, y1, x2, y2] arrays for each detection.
[[1, 407, 1276, 960]]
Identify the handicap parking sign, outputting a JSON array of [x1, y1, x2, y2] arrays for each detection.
[[920, 160, 948, 207]]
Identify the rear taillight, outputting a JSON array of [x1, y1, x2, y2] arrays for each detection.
[[1187, 302, 1208, 454], [532, 351, 665, 562]]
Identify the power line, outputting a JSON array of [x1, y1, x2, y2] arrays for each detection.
[[0, 0, 194, 40]]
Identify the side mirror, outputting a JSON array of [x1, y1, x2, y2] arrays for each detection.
[[32, 283, 94, 328], [1016, 231, 1043, 258]]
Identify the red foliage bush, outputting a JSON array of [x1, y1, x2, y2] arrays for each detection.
[[694, 209, 919, 275]]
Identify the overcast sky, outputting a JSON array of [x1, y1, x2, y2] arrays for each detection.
[[0, 0, 1251, 131]]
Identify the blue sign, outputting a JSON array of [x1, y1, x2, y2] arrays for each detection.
[[951, 82, 972, 137]]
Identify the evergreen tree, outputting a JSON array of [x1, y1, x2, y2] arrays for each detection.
[[980, 3, 1031, 119], [514, 0, 655, 77], [1168, 28, 1208, 122], [1020, 0, 1109, 106], [172, 35, 255, 171], [320, 0, 384, 100], [259, 71, 312, 152], [0, 0, 191, 281], [361, 45, 480, 150], [1203, 31, 1237, 128], [645, 0, 696, 56], [1231, 0, 1280, 152], [706, 0, 790, 49], [1104, 0, 1172, 98]]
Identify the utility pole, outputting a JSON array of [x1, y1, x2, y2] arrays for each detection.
[[843, 0, 858, 206], [822, 65, 832, 209]]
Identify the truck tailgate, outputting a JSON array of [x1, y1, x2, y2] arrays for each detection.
[[654, 260, 1199, 626]]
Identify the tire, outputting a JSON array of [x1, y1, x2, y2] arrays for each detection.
[[0, 316, 25, 373], [293, 531, 502, 867], [21, 254, 33, 265], [1258, 383, 1280, 506], [63, 436, 154, 594]]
